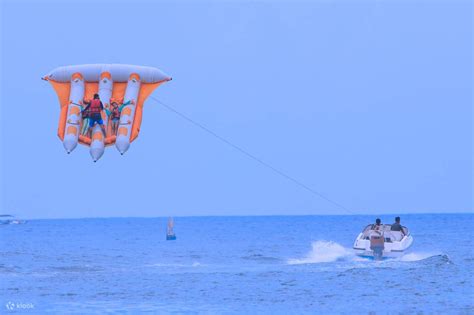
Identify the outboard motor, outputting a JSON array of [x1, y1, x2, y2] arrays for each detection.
[[370, 234, 385, 260]]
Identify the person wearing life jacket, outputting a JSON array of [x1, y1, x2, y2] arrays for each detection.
[[371, 218, 384, 236], [80, 100, 92, 136], [104, 98, 134, 135], [82, 94, 106, 137]]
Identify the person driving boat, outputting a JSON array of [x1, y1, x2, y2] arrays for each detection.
[[390, 216, 406, 236]]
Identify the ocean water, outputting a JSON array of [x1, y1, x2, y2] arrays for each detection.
[[1, 214, 473, 314]]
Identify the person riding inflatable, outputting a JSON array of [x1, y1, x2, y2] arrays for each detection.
[[82, 94, 106, 137], [105, 98, 134, 135], [80, 100, 91, 136]]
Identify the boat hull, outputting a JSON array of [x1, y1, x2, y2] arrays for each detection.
[[353, 232, 413, 260], [353, 248, 408, 259]]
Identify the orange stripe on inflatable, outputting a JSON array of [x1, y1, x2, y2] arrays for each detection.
[[49, 81, 71, 108], [92, 132, 103, 141], [84, 83, 99, 100], [130, 82, 162, 142], [118, 127, 128, 136], [49, 81, 72, 141], [130, 106, 143, 142], [100, 72, 111, 80], [69, 107, 80, 115], [57, 106, 68, 140], [105, 135, 116, 145], [72, 72, 83, 80], [66, 126, 77, 135], [121, 107, 132, 116], [137, 82, 162, 109], [111, 82, 127, 103], [129, 73, 140, 81], [79, 135, 92, 145]]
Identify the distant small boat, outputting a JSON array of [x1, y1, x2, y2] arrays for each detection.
[[166, 217, 176, 240], [0, 215, 27, 225], [0, 215, 12, 225], [9, 220, 26, 225]]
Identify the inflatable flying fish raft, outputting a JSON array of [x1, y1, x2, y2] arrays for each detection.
[[43, 64, 171, 161]]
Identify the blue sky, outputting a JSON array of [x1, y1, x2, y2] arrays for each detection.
[[0, 0, 472, 219]]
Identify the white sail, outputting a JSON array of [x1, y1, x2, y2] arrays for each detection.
[[167, 217, 175, 235]]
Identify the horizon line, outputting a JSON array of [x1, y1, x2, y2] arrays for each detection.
[[7, 211, 473, 221]]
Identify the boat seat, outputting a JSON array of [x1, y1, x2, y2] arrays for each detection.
[[387, 231, 403, 241]]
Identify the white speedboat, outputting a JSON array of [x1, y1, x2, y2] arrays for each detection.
[[353, 224, 413, 260]]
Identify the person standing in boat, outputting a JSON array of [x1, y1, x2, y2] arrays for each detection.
[[369, 218, 385, 259], [371, 218, 384, 236]]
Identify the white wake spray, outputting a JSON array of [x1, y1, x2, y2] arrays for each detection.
[[397, 252, 443, 262], [287, 241, 446, 265], [287, 241, 353, 264]]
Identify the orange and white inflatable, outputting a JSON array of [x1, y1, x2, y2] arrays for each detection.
[[43, 64, 171, 161]]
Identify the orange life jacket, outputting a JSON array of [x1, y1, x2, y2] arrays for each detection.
[[89, 99, 102, 115], [111, 104, 120, 119]]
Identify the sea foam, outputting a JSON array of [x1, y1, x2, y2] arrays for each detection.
[[287, 241, 353, 264]]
